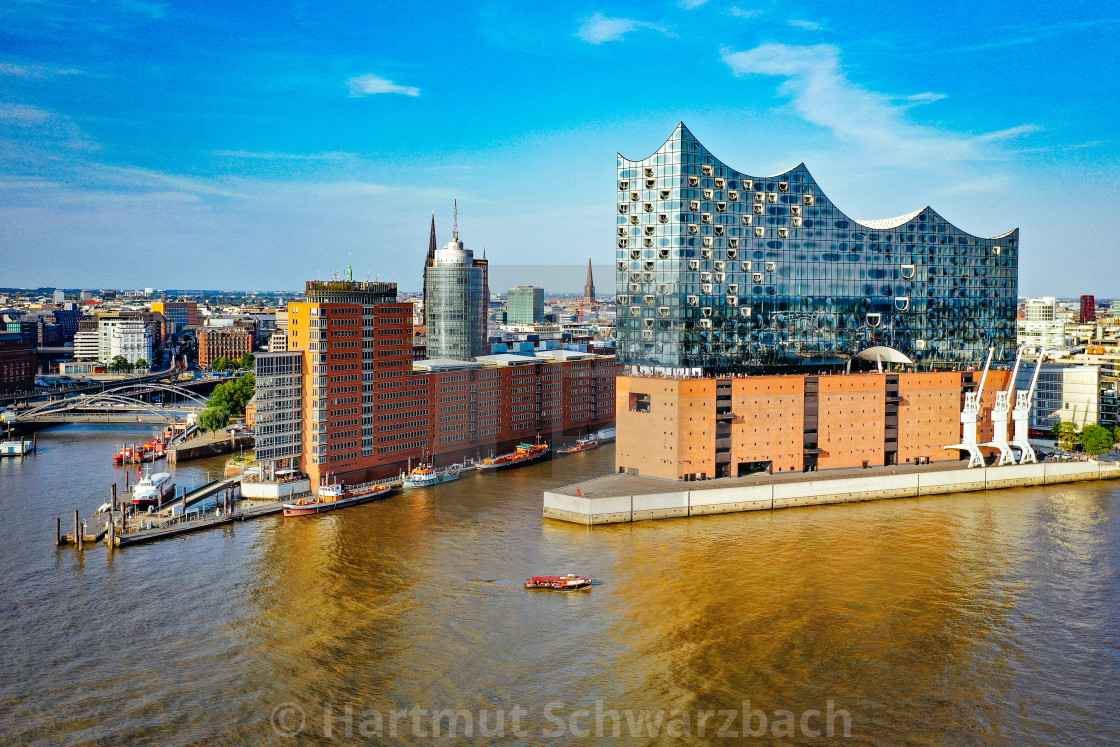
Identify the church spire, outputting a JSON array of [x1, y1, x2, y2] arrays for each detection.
[[346, 252, 353, 282], [583, 257, 595, 305], [428, 211, 437, 261]]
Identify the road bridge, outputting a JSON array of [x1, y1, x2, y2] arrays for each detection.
[[8, 383, 209, 426]]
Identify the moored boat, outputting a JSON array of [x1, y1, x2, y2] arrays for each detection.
[[132, 470, 175, 509], [558, 437, 598, 455], [402, 461, 463, 488], [525, 574, 593, 590], [282, 481, 393, 516], [477, 442, 549, 472]]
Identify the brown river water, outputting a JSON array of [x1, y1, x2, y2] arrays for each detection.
[[1, 424, 1118, 745]]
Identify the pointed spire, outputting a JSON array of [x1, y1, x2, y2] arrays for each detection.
[[584, 257, 595, 305], [428, 212, 437, 260], [452, 198, 459, 241], [346, 253, 353, 282]]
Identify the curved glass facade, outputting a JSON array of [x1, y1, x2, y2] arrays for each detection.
[[616, 123, 1019, 371]]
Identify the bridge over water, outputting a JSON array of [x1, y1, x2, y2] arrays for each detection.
[[4, 383, 210, 427]]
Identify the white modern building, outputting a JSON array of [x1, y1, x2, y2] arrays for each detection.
[[107, 320, 153, 367], [1018, 296, 1068, 351], [1016, 360, 1100, 431], [252, 351, 303, 464], [73, 330, 99, 360]]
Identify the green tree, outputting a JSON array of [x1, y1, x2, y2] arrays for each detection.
[[239, 352, 255, 370], [212, 356, 230, 372], [208, 372, 255, 416], [1054, 420, 1081, 449], [1080, 424, 1115, 455], [109, 355, 133, 373], [1114, 425, 1120, 445], [197, 405, 231, 433], [134, 358, 149, 371]]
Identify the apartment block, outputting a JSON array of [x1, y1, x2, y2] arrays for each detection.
[[198, 327, 253, 368]]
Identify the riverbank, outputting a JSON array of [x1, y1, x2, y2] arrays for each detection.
[[544, 458, 1120, 525]]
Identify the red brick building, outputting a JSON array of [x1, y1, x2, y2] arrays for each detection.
[[616, 369, 1011, 480], [197, 327, 253, 369], [286, 281, 616, 485], [0, 332, 36, 395]]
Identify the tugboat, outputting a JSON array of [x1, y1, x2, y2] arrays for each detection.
[[558, 437, 598, 455], [525, 574, 593, 591], [477, 441, 549, 472], [131, 470, 175, 509], [402, 461, 463, 489], [282, 479, 393, 516]]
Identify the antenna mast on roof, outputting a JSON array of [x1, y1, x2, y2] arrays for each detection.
[[453, 199, 459, 241]]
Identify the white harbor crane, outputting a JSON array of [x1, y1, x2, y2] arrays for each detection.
[[945, 347, 994, 468], [982, 347, 1023, 466], [1011, 350, 1047, 465]]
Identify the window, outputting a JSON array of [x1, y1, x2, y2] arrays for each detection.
[[629, 392, 651, 412]]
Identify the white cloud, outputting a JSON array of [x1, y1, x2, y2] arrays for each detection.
[[904, 91, 947, 104], [212, 150, 353, 161], [346, 74, 420, 97], [575, 12, 669, 44], [0, 62, 81, 79], [721, 43, 1038, 168], [0, 101, 95, 151], [678, 0, 710, 8], [726, 7, 762, 18], [788, 19, 823, 30]]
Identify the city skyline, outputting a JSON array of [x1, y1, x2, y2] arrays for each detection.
[[1, 2, 1117, 294]]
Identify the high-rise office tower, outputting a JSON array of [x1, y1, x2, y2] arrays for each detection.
[[616, 123, 1019, 372], [287, 280, 407, 486], [423, 203, 488, 360], [1080, 294, 1096, 323], [507, 286, 544, 324]]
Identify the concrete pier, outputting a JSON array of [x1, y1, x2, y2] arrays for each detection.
[[544, 459, 1120, 526]]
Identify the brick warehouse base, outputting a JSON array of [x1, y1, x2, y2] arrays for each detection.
[[543, 459, 1120, 526]]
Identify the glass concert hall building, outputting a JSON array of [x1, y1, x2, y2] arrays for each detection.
[[616, 123, 1019, 372]]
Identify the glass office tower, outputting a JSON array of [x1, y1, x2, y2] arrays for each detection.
[[616, 123, 1018, 372], [425, 234, 489, 360], [507, 286, 544, 325]]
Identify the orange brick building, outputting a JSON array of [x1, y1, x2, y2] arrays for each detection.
[[616, 369, 1011, 480]]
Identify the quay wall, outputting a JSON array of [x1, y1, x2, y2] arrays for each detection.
[[544, 461, 1120, 526]]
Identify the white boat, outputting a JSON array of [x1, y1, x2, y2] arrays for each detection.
[[132, 470, 175, 509], [402, 462, 462, 489]]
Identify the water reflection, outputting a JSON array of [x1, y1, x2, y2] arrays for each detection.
[[0, 427, 1118, 744]]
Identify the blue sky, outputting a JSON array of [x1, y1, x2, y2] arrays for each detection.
[[1, 0, 1117, 294]]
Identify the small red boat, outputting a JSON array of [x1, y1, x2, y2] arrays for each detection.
[[525, 574, 593, 590], [282, 480, 393, 516]]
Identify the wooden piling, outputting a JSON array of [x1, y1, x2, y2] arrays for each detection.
[[111, 483, 118, 512], [125, 471, 130, 490], [32, 434, 37, 454], [73, 510, 79, 548], [107, 515, 115, 548], [77, 520, 84, 551], [56, 516, 61, 546]]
